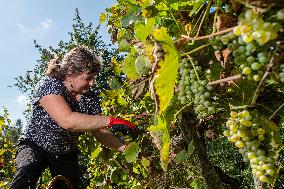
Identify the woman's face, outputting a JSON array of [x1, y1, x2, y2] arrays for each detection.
[[67, 72, 96, 94]]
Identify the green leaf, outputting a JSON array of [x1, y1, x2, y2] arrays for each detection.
[[123, 142, 141, 163], [190, 178, 204, 189], [121, 55, 140, 80], [141, 157, 150, 168], [91, 146, 101, 160], [0, 116, 4, 131], [153, 27, 180, 114], [189, 0, 206, 17], [121, 5, 142, 28], [118, 38, 131, 52], [134, 17, 155, 42], [174, 141, 194, 163], [99, 13, 107, 24], [0, 149, 5, 156], [135, 55, 152, 76]]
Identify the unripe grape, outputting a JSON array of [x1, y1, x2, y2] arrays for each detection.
[[251, 62, 261, 70], [276, 9, 284, 20], [247, 152, 256, 160], [233, 25, 242, 35], [262, 164, 270, 171], [266, 168, 275, 175], [258, 135, 265, 141], [235, 140, 245, 148], [242, 67, 252, 75], [259, 175, 268, 183], [253, 75, 260, 81], [223, 130, 230, 137], [230, 134, 240, 142], [243, 35, 253, 43], [250, 157, 259, 164], [257, 128, 265, 135]]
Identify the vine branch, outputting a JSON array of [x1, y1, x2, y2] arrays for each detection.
[[269, 102, 284, 119], [208, 74, 242, 85], [181, 27, 234, 41], [181, 43, 210, 57], [251, 52, 284, 105]]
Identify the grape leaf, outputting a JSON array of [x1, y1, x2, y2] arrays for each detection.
[[135, 55, 152, 76], [134, 17, 155, 42], [99, 13, 107, 24], [91, 146, 101, 160], [121, 5, 142, 28], [121, 55, 140, 80], [152, 27, 179, 114], [123, 142, 141, 163]]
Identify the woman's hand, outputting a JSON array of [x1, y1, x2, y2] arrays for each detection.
[[107, 117, 136, 135]]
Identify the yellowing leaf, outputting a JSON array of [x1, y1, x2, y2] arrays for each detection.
[[153, 27, 179, 114], [99, 13, 107, 24]]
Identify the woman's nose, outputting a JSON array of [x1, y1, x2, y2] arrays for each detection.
[[89, 79, 95, 86]]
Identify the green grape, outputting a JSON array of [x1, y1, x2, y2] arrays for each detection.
[[242, 67, 252, 75], [247, 56, 255, 63], [251, 62, 260, 70], [233, 25, 242, 35], [276, 9, 284, 20], [238, 46, 246, 53], [258, 56, 267, 64], [243, 34, 253, 43], [253, 75, 261, 82], [180, 96, 187, 104], [246, 43, 255, 52]]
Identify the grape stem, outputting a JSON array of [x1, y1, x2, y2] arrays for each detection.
[[181, 43, 210, 57], [187, 55, 201, 83], [195, 0, 212, 37], [269, 102, 284, 119], [251, 52, 284, 105], [180, 27, 234, 41], [208, 74, 242, 85]]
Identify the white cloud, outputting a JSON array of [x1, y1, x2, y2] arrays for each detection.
[[17, 18, 53, 35], [40, 18, 53, 31], [16, 95, 29, 107]]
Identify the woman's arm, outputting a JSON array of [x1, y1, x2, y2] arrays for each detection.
[[92, 129, 127, 152], [39, 94, 110, 132]]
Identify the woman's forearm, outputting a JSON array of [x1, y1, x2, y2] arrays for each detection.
[[65, 112, 110, 132], [92, 129, 126, 151]]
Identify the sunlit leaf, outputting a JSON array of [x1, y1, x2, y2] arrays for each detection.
[[99, 13, 107, 24], [134, 17, 155, 42], [153, 27, 179, 114]]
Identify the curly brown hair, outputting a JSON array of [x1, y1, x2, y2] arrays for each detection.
[[46, 46, 101, 80]]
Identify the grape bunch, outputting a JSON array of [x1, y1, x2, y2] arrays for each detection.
[[223, 110, 278, 183], [233, 9, 280, 45], [279, 64, 284, 83], [178, 58, 215, 118], [230, 37, 268, 82]]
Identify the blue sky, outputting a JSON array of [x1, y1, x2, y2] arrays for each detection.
[[0, 0, 116, 124]]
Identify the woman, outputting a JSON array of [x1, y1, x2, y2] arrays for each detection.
[[11, 46, 136, 188]]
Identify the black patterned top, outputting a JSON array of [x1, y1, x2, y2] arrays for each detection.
[[21, 76, 101, 154]]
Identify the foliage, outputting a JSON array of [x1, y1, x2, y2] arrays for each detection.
[[4, 1, 284, 189], [100, 0, 284, 188], [0, 108, 22, 188]]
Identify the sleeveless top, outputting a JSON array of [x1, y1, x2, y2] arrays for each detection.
[[21, 76, 101, 154]]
